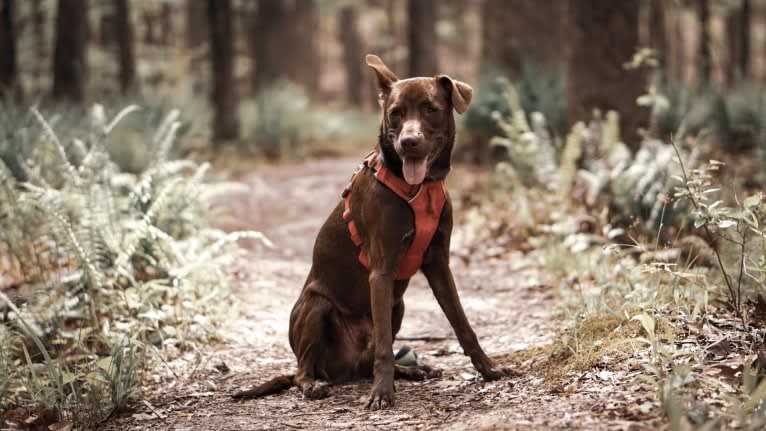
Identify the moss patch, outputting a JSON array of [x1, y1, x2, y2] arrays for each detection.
[[497, 312, 677, 389]]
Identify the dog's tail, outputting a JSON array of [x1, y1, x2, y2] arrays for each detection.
[[231, 374, 295, 399]]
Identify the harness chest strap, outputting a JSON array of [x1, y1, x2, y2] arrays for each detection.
[[342, 153, 447, 280]]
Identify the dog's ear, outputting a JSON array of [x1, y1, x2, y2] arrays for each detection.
[[366, 55, 398, 102], [437, 75, 473, 114]]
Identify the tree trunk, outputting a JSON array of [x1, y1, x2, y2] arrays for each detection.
[[251, 0, 319, 94], [251, 0, 287, 93], [740, 0, 750, 79], [289, 0, 319, 93], [161, 3, 172, 45], [564, 0, 646, 147], [698, 0, 711, 83], [0, 0, 18, 94], [750, 2, 766, 84], [710, 6, 731, 87], [407, 0, 437, 77], [664, 1, 683, 82], [52, 0, 88, 102], [186, 0, 208, 49], [339, 6, 365, 106], [481, 0, 562, 78], [647, 0, 666, 64], [207, 0, 239, 142], [115, 0, 137, 94], [31, 0, 45, 83]]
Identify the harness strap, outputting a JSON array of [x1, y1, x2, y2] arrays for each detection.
[[342, 152, 446, 280]]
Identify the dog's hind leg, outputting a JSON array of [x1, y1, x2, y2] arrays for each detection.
[[394, 364, 442, 381], [289, 290, 335, 399]]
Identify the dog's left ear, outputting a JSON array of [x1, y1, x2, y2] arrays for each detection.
[[437, 75, 473, 114]]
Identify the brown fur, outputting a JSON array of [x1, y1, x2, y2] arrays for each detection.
[[233, 55, 515, 409]]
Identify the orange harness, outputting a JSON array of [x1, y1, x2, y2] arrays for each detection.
[[342, 152, 447, 280]]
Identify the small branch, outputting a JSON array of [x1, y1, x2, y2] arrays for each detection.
[[737, 225, 747, 318], [669, 139, 739, 316]]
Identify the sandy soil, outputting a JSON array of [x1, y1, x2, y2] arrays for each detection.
[[101, 157, 661, 431]]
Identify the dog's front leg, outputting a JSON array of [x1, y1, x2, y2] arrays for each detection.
[[367, 270, 395, 410], [422, 252, 516, 381]]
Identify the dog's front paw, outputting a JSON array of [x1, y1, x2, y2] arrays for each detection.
[[366, 383, 394, 410], [301, 380, 330, 399], [481, 366, 520, 381]]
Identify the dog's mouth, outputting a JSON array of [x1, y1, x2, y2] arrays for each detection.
[[401, 156, 428, 185]]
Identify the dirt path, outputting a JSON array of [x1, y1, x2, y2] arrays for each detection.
[[103, 157, 660, 430]]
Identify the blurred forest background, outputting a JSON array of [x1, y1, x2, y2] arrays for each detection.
[[3, 0, 766, 430], [2, 0, 766, 163]]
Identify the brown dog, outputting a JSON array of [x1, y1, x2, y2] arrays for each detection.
[[233, 55, 513, 409]]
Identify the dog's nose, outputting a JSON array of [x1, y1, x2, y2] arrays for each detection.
[[400, 134, 422, 149]]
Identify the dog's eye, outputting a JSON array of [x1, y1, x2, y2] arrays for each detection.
[[426, 106, 439, 114], [389, 108, 402, 118]]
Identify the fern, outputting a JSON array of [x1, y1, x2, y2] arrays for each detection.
[[0, 103, 269, 427]]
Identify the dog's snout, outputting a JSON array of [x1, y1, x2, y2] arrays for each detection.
[[400, 134, 423, 149]]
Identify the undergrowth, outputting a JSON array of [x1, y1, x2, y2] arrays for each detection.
[[481, 79, 766, 429], [0, 104, 267, 428]]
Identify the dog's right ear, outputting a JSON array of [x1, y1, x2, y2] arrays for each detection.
[[366, 55, 398, 103]]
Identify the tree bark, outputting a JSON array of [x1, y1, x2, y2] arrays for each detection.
[[289, 0, 319, 93], [740, 0, 750, 79], [161, 3, 172, 45], [664, 1, 683, 82], [186, 0, 208, 49], [339, 5, 365, 106], [0, 0, 18, 94], [481, 0, 562, 78], [698, 0, 711, 83], [251, 0, 319, 94], [647, 0, 666, 65], [563, 0, 646, 147], [750, 2, 766, 84], [207, 0, 240, 142], [251, 0, 286, 93], [52, 0, 88, 102], [115, 0, 137, 94], [407, 0, 437, 77]]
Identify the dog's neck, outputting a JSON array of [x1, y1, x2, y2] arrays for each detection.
[[376, 123, 454, 183]]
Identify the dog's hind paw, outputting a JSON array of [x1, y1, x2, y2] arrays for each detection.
[[301, 380, 330, 399], [394, 364, 442, 381]]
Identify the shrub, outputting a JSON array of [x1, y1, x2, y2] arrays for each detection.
[[0, 104, 265, 427]]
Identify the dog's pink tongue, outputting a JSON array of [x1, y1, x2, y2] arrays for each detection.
[[402, 157, 428, 185]]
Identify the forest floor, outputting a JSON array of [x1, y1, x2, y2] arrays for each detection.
[[101, 156, 663, 431]]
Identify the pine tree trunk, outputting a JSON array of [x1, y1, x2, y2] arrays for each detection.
[[750, 2, 766, 84], [740, 0, 750, 79], [481, 0, 562, 78], [0, 0, 18, 94], [251, 0, 287, 93], [564, 0, 646, 147], [52, 0, 88, 102], [115, 0, 137, 94], [207, 0, 239, 142], [664, 1, 683, 82], [648, 0, 666, 64], [161, 3, 172, 45], [186, 0, 207, 49], [698, 0, 711, 83], [339, 6, 365, 106], [251, 0, 319, 94], [289, 0, 319, 93], [407, 0, 437, 77]]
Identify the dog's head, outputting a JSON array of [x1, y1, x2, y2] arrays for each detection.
[[366, 55, 472, 185]]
